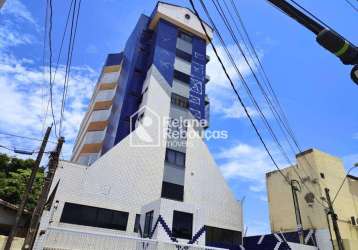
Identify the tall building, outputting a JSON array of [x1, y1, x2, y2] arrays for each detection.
[[266, 149, 358, 250], [33, 2, 243, 249]]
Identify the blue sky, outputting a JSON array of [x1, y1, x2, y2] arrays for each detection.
[[0, 0, 357, 235]]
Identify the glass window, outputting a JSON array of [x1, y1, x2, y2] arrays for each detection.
[[134, 214, 141, 233], [205, 226, 242, 248], [100, 71, 120, 83], [174, 70, 190, 84], [95, 89, 115, 102], [97, 209, 113, 228], [176, 152, 185, 167], [171, 93, 189, 109], [165, 148, 185, 168], [166, 149, 176, 165], [60, 202, 129, 231], [83, 131, 105, 144], [161, 181, 184, 201], [143, 211, 154, 238], [178, 31, 192, 43], [172, 211, 193, 239]]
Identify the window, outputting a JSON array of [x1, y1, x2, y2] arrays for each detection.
[[172, 211, 193, 239], [143, 211, 154, 238], [176, 49, 192, 62], [134, 214, 141, 233], [161, 181, 184, 201], [205, 226, 242, 248], [60, 202, 129, 231], [320, 173, 325, 179], [95, 89, 115, 102], [174, 70, 190, 84], [171, 93, 189, 109], [178, 31, 192, 43], [165, 148, 186, 167]]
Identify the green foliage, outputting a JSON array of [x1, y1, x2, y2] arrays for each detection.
[[0, 153, 45, 211]]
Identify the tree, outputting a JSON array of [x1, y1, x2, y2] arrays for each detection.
[[0, 153, 45, 211]]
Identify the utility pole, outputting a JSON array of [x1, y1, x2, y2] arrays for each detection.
[[4, 126, 52, 250], [290, 180, 304, 244], [325, 188, 345, 250], [22, 136, 64, 250]]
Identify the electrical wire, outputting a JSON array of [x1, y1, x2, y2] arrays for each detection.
[[214, 0, 327, 208], [0, 132, 56, 144], [41, 0, 76, 135], [195, 0, 328, 208], [59, 0, 82, 136], [226, 0, 328, 208], [343, 0, 358, 12], [189, 0, 291, 184], [332, 165, 358, 204]]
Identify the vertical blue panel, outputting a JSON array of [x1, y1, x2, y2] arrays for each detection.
[[102, 15, 151, 155], [152, 20, 177, 86], [189, 37, 206, 121]]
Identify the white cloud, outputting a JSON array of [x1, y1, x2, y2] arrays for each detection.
[[206, 44, 267, 121], [217, 143, 279, 181], [216, 142, 289, 201], [2, 0, 37, 25], [259, 195, 268, 202], [0, 1, 97, 160], [246, 220, 270, 236]]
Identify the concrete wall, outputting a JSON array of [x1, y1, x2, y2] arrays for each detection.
[[266, 149, 358, 249]]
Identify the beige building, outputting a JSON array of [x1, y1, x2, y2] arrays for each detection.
[[266, 149, 358, 250]]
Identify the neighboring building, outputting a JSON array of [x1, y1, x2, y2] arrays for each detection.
[[33, 2, 243, 250], [0, 199, 30, 237], [266, 149, 358, 250], [0, 199, 30, 249]]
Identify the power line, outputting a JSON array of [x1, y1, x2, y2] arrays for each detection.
[[59, 0, 82, 136], [41, 0, 76, 136], [0, 131, 57, 144], [332, 164, 358, 204], [189, 0, 290, 184], [195, 0, 328, 208], [343, 0, 358, 12], [226, 0, 328, 208], [47, 0, 58, 137]]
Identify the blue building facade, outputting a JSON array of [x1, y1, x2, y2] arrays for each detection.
[[101, 3, 210, 155]]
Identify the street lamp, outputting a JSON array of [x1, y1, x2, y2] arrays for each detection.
[[351, 65, 358, 85]]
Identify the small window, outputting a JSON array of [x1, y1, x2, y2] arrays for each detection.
[[320, 173, 325, 179], [174, 70, 191, 84], [178, 31, 192, 43], [143, 211, 154, 238], [161, 181, 184, 201], [172, 211, 193, 239], [165, 148, 186, 167], [134, 214, 141, 233], [175, 152, 185, 167], [171, 93, 189, 109]]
